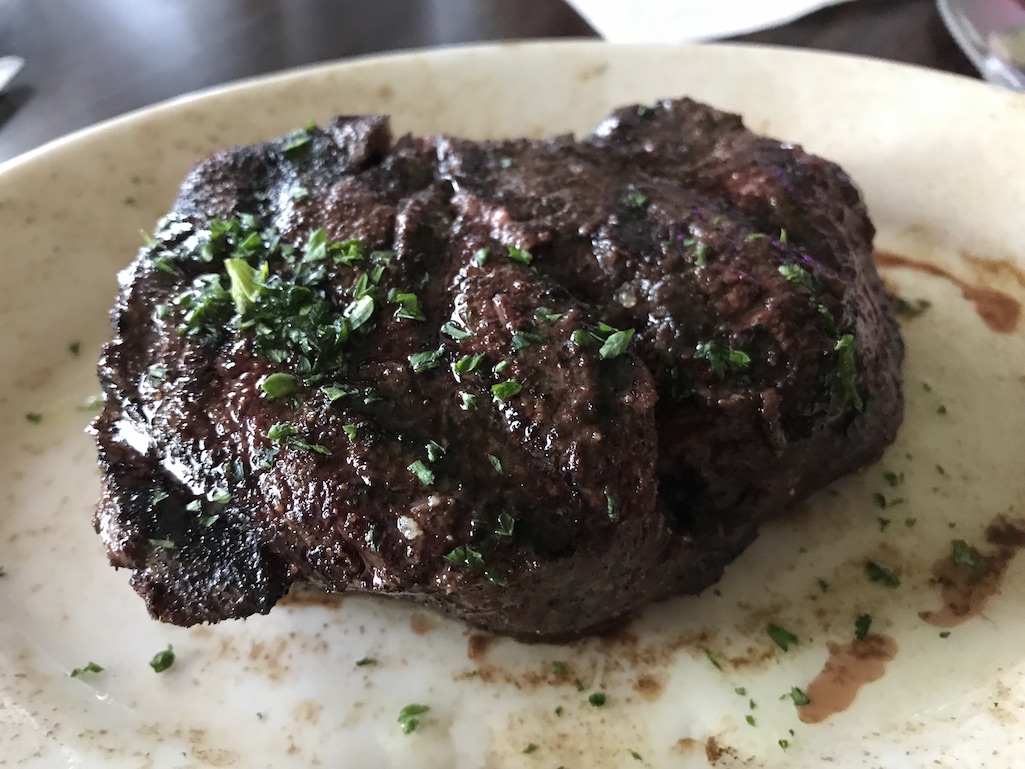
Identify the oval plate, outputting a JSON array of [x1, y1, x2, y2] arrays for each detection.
[[2, 42, 1024, 768]]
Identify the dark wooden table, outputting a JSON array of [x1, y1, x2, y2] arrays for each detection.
[[0, 0, 975, 164]]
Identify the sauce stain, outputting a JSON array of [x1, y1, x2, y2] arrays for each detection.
[[798, 634, 897, 724], [467, 633, 493, 662], [876, 250, 1021, 333], [410, 612, 434, 635], [633, 674, 664, 702], [920, 515, 1025, 627]]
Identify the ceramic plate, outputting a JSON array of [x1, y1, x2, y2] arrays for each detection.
[[2, 42, 1024, 768]]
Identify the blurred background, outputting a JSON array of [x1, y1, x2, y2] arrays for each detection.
[[0, 0, 983, 163]]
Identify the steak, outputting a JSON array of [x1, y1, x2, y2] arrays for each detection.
[[92, 98, 903, 641]]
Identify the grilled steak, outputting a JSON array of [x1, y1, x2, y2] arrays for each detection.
[[92, 98, 903, 641]]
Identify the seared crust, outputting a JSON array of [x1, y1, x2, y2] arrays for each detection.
[[92, 99, 903, 640]]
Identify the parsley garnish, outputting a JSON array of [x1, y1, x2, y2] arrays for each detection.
[[488, 454, 503, 474], [426, 441, 446, 461], [506, 245, 533, 265], [834, 334, 863, 410], [552, 661, 568, 676], [778, 263, 813, 289], [473, 247, 490, 266], [523, 743, 539, 754], [621, 186, 648, 211], [70, 661, 104, 678], [397, 703, 430, 734], [630, 750, 643, 761], [408, 460, 435, 486], [355, 657, 377, 667], [599, 329, 634, 360], [588, 692, 607, 707], [779, 739, 791, 751], [767, 623, 798, 651], [266, 423, 330, 455], [695, 340, 751, 379], [865, 560, 900, 587], [25, 412, 42, 423], [149, 645, 175, 673], [746, 715, 757, 727], [68, 341, 81, 356], [893, 296, 931, 318], [534, 308, 563, 323], [409, 347, 444, 373], [459, 392, 478, 411], [604, 486, 618, 521], [951, 539, 990, 573], [260, 372, 298, 399], [511, 330, 546, 351], [491, 380, 522, 400], [453, 353, 484, 374], [390, 291, 425, 321], [854, 614, 872, 640], [783, 687, 810, 706], [444, 545, 484, 569], [148, 538, 175, 550], [343, 424, 358, 440], [705, 650, 723, 670]]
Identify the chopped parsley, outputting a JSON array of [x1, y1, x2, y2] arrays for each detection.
[[495, 513, 515, 537], [552, 661, 568, 676], [630, 750, 643, 761], [779, 739, 790, 751], [523, 743, 539, 754], [705, 650, 723, 670], [588, 692, 607, 707], [599, 328, 634, 360], [621, 187, 648, 211], [493, 359, 510, 374], [506, 245, 533, 265], [452, 353, 484, 374], [390, 290, 425, 321], [280, 126, 313, 157], [767, 623, 798, 651], [854, 614, 872, 640], [695, 340, 750, 379], [778, 263, 814, 290], [473, 247, 490, 266], [24, 412, 42, 423], [426, 441, 446, 462], [408, 460, 435, 486], [70, 661, 104, 678], [444, 545, 484, 569], [951, 539, 990, 573], [343, 424, 358, 440], [746, 715, 757, 727], [491, 380, 522, 400], [534, 307, 563, 323], [459, 392, 478, 411], [877, 516, 891, 532], [148, 538, 176, 550], [397, 703, 430, 734], [939, 631, 951, 639], [68, 341, 81, 356], [604, 486, 618, 522], [834, 334, 863, 410], [260, 372, 298, 399], [355, 657, 377, 667], [570, 322, 635, 359], [487, 454, 503, 474], [266, 423, 330, 455], [817, 578, 830, 592], [149, 645, 175, 673], [865, 560, 900, 587], [511, 330, 546, 351], [441, 321, 473, 340], [409, 347, 444, 373], [783, 687, 810, 706], [893, 296, 931, 318]]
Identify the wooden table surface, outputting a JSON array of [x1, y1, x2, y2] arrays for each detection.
[[0, 0, 976, 164]]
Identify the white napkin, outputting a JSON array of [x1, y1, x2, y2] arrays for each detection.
[[566, 0, 855, 42]]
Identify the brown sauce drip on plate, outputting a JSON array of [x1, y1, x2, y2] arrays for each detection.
[[798, 634, 897, 724], [920, 515, 1025, 627], [875, 251, 1021, 333]]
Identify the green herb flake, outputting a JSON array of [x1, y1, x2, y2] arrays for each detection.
[[511, 330, 546, 352], [692, 241, 709, 266], [873, 492, 888, 509], [745, 233, 768, 242], [535, 308, 563, 323], [291, 186, 310, 201], [552, 661, 568, 676], [280, 127, 312, 157], [442, 322, 473, 340], [493, 359, 510, 374], [940, 631, 952, 639], [444, 544, 484, 570], [409, 347, 444, 373], [784, 687, 810, 707], [778, 263, 813, 289], [260, 372, 298, 399], [865, 560, 901, 587], [834, 334, 864, 411], [779, 739, 790, 751], [408, 460, 435, 486], [473, 247, 490, 267], [905, 517, 918, 528], [883, 470, 903, 487], [68, 341, 82, 356], [459, 392, 478, 411], [937, 404, 948, 415], [148, 538, 176, 550], [453, 353, 485, 374], [705, 650, 723, 670], [70, 661, 104, 678], [588, 692, 607, 707], [355, 657, 377, 667], [877, 516, 891, 532], [630, 750, 643, 761], [523, 743, 539, 754], [574, 679, 586, 692], [604, 486, 619, 522], [25, 412, 42, 424], [817, 578, 830, 592], [199, 514, 220, 527], [211, 489, 231, 505], [492, 380, 523, 400], [854, 613, 873, 641], [488, 454, 503, 474], [767, 623, 798, 651], [951, 539, 990, 573], [426, 441, 446, 462], [149, 645, 175, 673], [893, 296, 931, 318], [485, 569, 508, 586], [267, 423, 298, 443], [746, 715, 757, 727], [599, 328, 635, 360], [554, 705, 565, 716], [622, 187, 648, 210], [397, 703, 430, 734], [735, 687, 747, 696], [507, 245, 533, 265], [343, 424, 358, 441], [695, 340, 750, 379]]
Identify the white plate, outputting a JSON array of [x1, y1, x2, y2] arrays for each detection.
[[2, 42, 1025, 769]]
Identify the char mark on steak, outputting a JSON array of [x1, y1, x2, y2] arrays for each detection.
[[92, 98, 903, 641]]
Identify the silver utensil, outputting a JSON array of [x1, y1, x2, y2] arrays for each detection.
[[937, 0, 1025, 91]]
